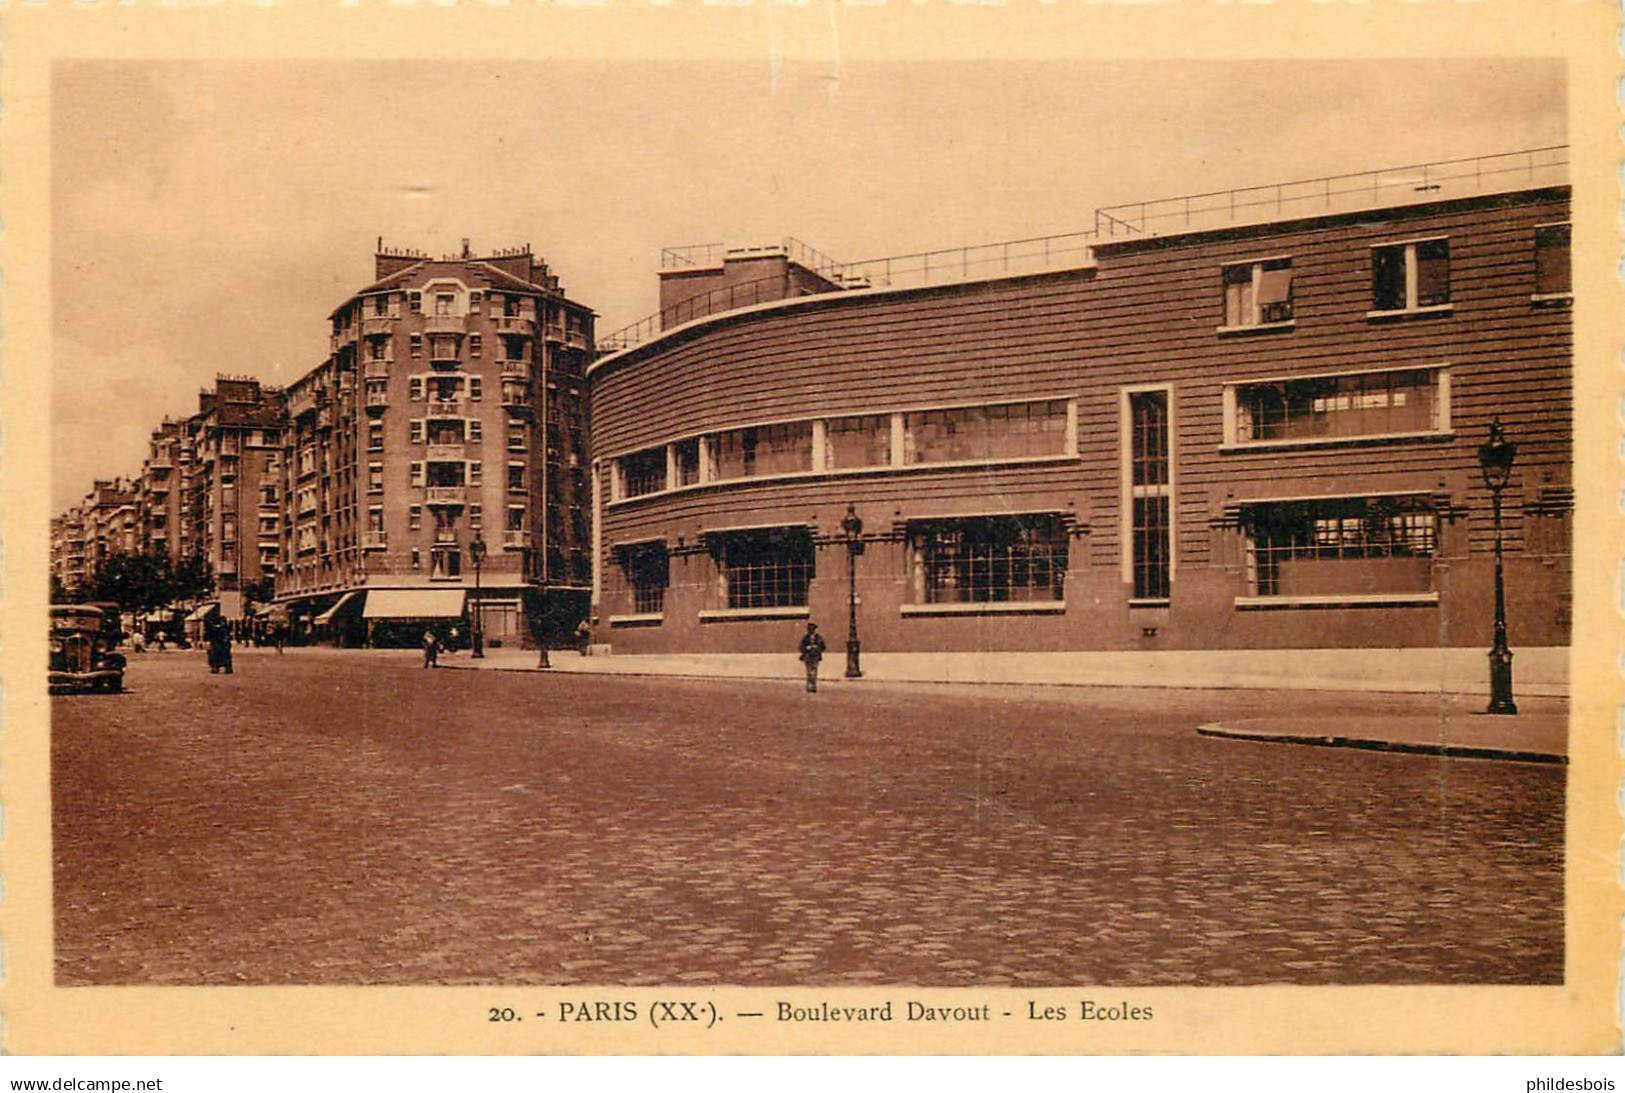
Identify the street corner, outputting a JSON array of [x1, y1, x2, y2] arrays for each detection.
[[1196, 712, 1568, 765]]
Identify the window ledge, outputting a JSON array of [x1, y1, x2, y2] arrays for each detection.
[[1530, 292, 1573, 307], [607, 453, 1078, 509], [1128, 598, 1170, 609], [608, 612, 664, 627], [1215, 320, 1296, 337], [1365, 304, 1453, 321], [698, 606, 810, 622], [1219, 429, 1453, 454], [1234, 592, 1440, 610], [900, 601, 1066, 617]]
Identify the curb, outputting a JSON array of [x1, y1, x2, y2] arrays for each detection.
[[1195, 723, 1566, 765]]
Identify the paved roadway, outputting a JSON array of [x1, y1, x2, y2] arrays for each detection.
[[52, 648, 1565, 986]]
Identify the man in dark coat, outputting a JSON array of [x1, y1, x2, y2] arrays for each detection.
[[204, 611, 233, 675], [798, 621, 827, 693]]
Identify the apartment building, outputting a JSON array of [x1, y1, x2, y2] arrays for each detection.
[[275, 242, 595, 647]]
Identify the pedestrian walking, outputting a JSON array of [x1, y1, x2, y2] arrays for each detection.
[[448, 625, 461, 654], [798, 621, 827, 693], [575, 618, 592, 656], [273, 622, 286, 654], [422, 627, 439, 669]]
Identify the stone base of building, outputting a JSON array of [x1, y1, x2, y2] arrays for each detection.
[[583, 645, 1569, 696]]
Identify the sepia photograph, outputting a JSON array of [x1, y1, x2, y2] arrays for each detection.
[[5, 0, 1619, 1058]]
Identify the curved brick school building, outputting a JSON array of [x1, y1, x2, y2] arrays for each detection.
[[585, 153, 1572, 689]]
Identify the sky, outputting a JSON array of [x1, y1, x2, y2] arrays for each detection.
[[51, 57, 1564, 512]]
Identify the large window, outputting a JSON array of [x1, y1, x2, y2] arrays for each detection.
[[824, 414, 892, 469], [712, 422, 813, 480], [1126, 389, 1171, 601], [621, 447, 667, 498], [716, 527, 813, 609], [904, 400, 1069, 464], [673, 438, 701, 486], [1230, 367, 1442, 444], [1372, 239, 1450, 313], [1222, 258, 1293, 328], [909, 515, 1067, 604], [619, 542, 669, 615], [1534, 223, 1571, 297], [1243, 495, 1437, 597]]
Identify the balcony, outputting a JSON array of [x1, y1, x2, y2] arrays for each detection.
[[426, 443, 465, 462], [425, 486, 467, 506], [542, 322, 566, 343], [492, 314, 534, 335], [365, 389, 389, 413], [433, 528, 459, 545], [316, 405, 335, 429], [361, 315, 394, 337], [364, 360, 391, 379], [426, 398, 466, 419], [499, 359, 530, 378], [502, 529, 532, 550], [501, 385, 532, 413], [566, 328, 589, 350], [424, 315, 465, 336], [361, 530, 388, 551]]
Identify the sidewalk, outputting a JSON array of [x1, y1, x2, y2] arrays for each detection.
[[1196, 713, 1567, 764], [432, 644, 1568, 696]]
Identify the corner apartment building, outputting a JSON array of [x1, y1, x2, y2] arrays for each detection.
[[587, 148, 1572, 685], [275, 242, 595, 646]]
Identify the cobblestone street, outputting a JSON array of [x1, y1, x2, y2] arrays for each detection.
[[52, 648, 1565, 986]]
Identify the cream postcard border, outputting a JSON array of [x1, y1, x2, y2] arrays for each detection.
[[1, 0, 1619, 1055]]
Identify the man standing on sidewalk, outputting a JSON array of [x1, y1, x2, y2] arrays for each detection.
[[798, 621, 827, 693], [422, 627, 439, 669]]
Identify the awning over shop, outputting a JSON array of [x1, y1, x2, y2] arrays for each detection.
[[253, 602, 277, 617], [313, 590, 363, 626], [362, 588, 467, 621], [184, 602, 218, 622]]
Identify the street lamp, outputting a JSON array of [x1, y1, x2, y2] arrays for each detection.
[[469, 530, 487, 659], [1477, 418, 1517, 715], [841, 502, 864, 679]]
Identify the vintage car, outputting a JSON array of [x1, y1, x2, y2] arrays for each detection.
[[49, 605, 126, 694]]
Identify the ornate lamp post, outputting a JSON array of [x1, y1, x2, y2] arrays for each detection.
[[1477, 418, 1517, 715], [841, 502, 864, 679], [469, 530, 487, 659]]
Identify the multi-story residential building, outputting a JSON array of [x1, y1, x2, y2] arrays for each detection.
[[587, 148, 1572, 689], [81, 478, 139, 579], [275, 241, 595, 647], [177, 378, 286, 613], [137, 419, 186, 563], [50, 509, 89, 594]]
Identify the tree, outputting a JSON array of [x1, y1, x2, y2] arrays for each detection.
[[242, 576, 275, 608], [170, 554, 214, 603], [83, 551, 172, 613]]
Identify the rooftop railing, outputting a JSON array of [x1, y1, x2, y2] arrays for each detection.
[[1093, 145, 1568, 238], [598, 146, 1567, 356], [660, 243, 725, 268]]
